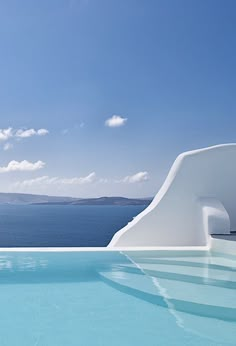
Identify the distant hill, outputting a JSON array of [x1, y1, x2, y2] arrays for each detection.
[[0, 193, 77, 205], [0, 193, 152, 206], [71, 197, 152, 206]]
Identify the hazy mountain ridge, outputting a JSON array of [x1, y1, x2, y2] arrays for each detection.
[[0, 193, 78, 205], [0, 193, 152, 206]]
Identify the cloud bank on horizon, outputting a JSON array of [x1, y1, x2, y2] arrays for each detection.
[[122, 172, 149, 183], [13, 171, 149, 189]]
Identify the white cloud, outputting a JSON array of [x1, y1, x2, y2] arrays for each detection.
[[15, 129, 36, 138], [14, 176, 56, 188], [14, 172, 96, 188], [37, 128, 49, 136], [98, 178, 109, 183], [59, 173, 96, 185], [105, 115, 127, 128], [122, 171, 149, 183], [12, 171, 149, 193], [3, 143, 13, 151], [0, 128, 13, 141], [0, 128, 49, 143], [15, 128, 49, 138], [0, 160, 45, 173]]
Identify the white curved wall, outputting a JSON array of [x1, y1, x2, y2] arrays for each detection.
[[109, 144, 236, 247]]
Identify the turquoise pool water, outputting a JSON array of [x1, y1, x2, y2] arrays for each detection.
[[0, 250, 235, 345]]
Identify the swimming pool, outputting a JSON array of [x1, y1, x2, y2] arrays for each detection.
[[0, 250, 235, 345]]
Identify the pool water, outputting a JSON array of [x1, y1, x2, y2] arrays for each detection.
[[0, 250, 235, 345]]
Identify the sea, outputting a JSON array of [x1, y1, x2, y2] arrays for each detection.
[[0, 204, 146, 247]]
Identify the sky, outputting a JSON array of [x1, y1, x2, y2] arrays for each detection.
[[0, 0, 236, 198]]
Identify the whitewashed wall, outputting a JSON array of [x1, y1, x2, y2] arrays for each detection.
[[109, 144, 236, 247]]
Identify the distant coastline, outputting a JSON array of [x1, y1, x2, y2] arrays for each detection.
[[0, 193, 152, 206]]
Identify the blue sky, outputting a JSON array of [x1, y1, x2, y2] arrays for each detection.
[[0, 0, 235, 197]]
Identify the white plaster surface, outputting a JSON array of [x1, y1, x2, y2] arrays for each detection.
[[0, 245, 209, 252], [211, 237, 236, 256], [197, 198, 230, 244], [109, 144, 236, 247]]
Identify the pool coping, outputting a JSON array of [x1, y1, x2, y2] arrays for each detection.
[[0, 238, 234, 253], [0, 245, 210, 252]]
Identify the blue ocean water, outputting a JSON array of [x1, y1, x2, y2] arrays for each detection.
[[0, 205, 145, 247]]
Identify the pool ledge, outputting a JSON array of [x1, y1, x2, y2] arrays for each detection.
[[0, 245, 210, 252]]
